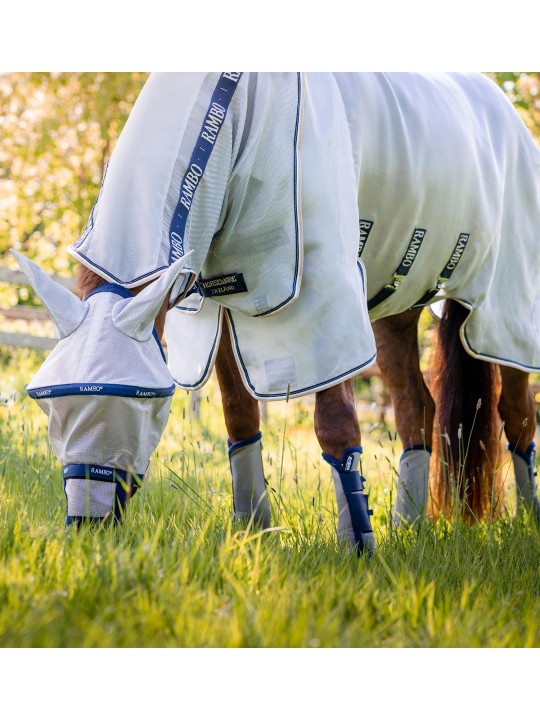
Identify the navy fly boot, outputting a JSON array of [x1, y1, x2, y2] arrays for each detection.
[[322, 446, 375, 555]]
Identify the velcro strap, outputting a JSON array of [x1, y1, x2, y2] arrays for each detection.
[[63, 464, 144, 484], [340, 471, 365, 494], [347, 490, 374, 540]]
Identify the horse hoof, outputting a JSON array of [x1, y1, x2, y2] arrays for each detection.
[[361, 532, 376, 557]]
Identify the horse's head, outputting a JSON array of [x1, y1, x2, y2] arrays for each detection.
[[12, 250, 192, 523]]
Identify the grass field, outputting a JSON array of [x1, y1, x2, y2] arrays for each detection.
[[0, 348, 539, 648]]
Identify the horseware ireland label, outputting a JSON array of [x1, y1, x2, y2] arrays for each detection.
[[198, 272, 248, 297]]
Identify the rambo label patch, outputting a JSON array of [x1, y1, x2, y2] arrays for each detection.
[[358, 219, 374, 257]]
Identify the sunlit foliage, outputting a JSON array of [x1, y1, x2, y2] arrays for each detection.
[[0, 72, 147, 303]]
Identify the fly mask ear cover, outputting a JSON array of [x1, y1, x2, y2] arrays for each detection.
[[15, 252, 193, 521]]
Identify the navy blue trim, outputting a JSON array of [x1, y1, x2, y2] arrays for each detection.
[[85, 283, 134, 301], [63, 464, 144, 483], [403, 444, 433, 456], [72, 251, 169, 286], [228, 431, 262, 456], [74, 162, 110, 249], [463, 322, 540, 372], [357, 260, 366, 297], [322, 446, 363, 471], [507, 441, 535, 465], [168, 73, 243, 264], [254, 73, 303, 318], [27, 383, 175, 399], [153, 330, 167, 363], [172, 307, 223, 389], [227, 308, 376, 399]]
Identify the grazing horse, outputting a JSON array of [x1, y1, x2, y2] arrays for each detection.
[[14, 73, 540, 554]]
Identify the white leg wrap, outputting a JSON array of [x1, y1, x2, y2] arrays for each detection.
[[393, 448, 431, 526], [512, 453, 539, 509], [229, 436, 271, 528], [65, 478, 116, 518]]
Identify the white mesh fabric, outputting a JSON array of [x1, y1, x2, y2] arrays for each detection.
[[26, 290, 175, 474], [334, 72, 540, 371], [65, 478, 116, 517], [393, 449, 431, 526], [198, 73, 302, 316], [166, 301, 222, 390], [167, 74, 376, 399], [11, 250, 89, 339], [36, 395, 172, 474], [68, 73, 248, 288], [26, 292, 174, 391]]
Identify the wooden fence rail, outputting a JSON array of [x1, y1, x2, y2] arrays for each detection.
[[0, 267, 72, 350], [1, 266, 539, 411]]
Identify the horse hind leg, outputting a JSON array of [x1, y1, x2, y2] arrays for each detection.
[[431, 300, 504, 521], [215, 319, 270, 528], [372, 308, 435, 526], [498, 365, 540, 522]]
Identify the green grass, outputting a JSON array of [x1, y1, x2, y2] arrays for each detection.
[[0, 350, 539, 648]]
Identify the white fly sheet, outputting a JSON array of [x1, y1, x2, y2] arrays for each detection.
[[68, 72, 540, 400]]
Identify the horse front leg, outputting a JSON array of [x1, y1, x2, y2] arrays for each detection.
[[315, 380, 375, 554], [498, 366, 539, 522], [373, 308, 435, 526], [215, 320, 270, 528]]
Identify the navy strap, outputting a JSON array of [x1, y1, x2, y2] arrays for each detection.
[[339, 470, 364, 494], [228, 431, 263, 457], [63, 464, 144, 484], [322, 446, 363, 471], [28, 382, 175, 399], [412, 232, 470, 308], [169, 72, 243, 263], [507, 441, 536, 466], [367, 228, 426, 311], [84, 283, 133, 301], [403, 444, 433, 456]]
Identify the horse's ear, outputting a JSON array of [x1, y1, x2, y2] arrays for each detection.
[[112, 252, 194, 342], [10, 250, 89, 339]]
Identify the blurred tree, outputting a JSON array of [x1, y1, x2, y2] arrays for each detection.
[[0, 72, 147, 303], [0, 72, 539, 307], [489, 72, 540, 140]]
